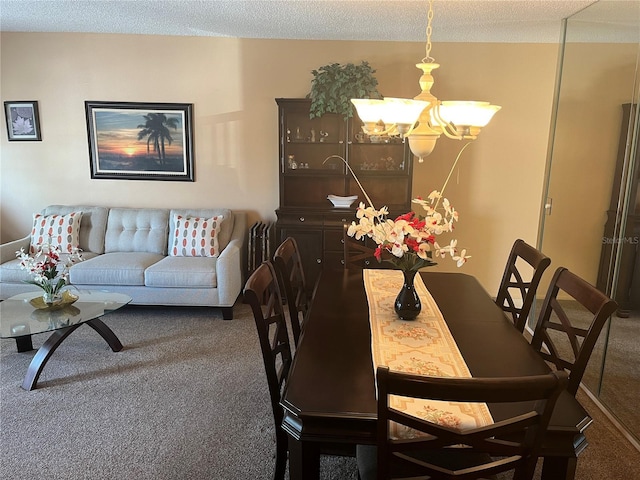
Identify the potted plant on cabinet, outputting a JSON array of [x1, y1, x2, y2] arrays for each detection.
[[307, 61, 382, 120]]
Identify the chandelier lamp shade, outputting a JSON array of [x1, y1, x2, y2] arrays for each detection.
[[350, 0, 501, 162]]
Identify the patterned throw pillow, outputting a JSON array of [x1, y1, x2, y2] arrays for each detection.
[[30, 212, 83, 254], [170, 214, 225, 257]]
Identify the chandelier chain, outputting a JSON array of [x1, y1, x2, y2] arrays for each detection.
[[423, 0, 435, 63]]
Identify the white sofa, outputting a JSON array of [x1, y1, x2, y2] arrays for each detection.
[[0, 205, 246, 319]]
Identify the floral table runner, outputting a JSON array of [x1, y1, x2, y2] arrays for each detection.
[[363, 269, 494, 436]]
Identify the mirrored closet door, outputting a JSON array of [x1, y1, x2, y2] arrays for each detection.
[[539, 0, 640, 445]]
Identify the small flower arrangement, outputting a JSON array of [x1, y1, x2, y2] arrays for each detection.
[[347, 192, 470, 272], [16, 243, 83, 302]]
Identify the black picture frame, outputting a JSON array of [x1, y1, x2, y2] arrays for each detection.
[[4, 101, 42, 141], [85, 101, 194, 181]]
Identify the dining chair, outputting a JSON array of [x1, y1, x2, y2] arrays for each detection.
[[530, 267, 619, 396], [243, 260, 293, 480], [495, 239, 551, 333], [343, 224, 378, 269], [273, 236, 314, 346], [357, 366, 568, 480]]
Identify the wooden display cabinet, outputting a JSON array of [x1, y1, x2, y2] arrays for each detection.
[[275, 98, 414, 285], [596, 103, 640, 317]]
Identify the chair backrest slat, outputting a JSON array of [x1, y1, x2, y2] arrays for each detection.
[[273, 237, 310, 346], [495, 239, 551, 333], [343, 224, 378, 269], [530, 267, 618, 396]]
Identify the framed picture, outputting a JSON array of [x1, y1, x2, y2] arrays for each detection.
[[4, 101, 41, 141], [85, 101, 194, 181]]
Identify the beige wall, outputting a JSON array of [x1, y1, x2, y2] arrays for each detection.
[[1, 32, 560, 293]]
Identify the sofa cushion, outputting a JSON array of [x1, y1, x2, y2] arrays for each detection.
[[30, 212, 82, 254], [105, 208, 169, 254], [69, 252, 164, 286], [145, 256, 218, 288], [0, 252, 100, 283], [169, 209, 234, 252], [42, 205, 109, 254], [169, 214, 224, 257]]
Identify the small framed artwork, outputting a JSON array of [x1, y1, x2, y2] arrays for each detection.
[[85, 101, 194, 181], [4, 101, 42, 141]]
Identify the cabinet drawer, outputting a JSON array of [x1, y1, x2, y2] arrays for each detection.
[[277, 212, 323, 226], [324, 229, 345, 252], [324, 212, 353, 227]]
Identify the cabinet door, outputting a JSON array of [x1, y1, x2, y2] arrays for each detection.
[[277, 99, 348, 208], [277, 226, 324, 288], [322, 228, 345, 270], [347, 115, 413, 212]]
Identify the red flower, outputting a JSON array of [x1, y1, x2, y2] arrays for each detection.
[[405, 237, 420, 252], [394, 212, 415, 222]]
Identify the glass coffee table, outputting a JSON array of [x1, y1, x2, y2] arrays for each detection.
[[0, 290, 131, 390]]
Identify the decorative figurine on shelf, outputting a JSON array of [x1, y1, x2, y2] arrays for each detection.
[[288, 155, 298, 170], [319, 130, 329, 142], [295, 127, 304, 141], [310, 128, 316, 142]]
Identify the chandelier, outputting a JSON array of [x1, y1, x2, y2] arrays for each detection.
[[350, 0, 501, 162]]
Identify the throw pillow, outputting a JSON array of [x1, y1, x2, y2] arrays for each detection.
[[170, 214, 225, 257], [30, 212, 83, 254]]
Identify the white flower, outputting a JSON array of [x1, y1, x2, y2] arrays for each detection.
[[453, 249, 471, 267]]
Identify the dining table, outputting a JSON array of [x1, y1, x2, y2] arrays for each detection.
[[280, 268, 592, 480]]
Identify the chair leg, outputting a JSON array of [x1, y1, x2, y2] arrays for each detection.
[[274, 429, 288, 480]]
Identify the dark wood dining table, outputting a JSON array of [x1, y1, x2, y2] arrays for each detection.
[[280, 269, 592, 480]]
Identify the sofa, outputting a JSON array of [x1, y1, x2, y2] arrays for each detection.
[[0, 205, 246, 319]]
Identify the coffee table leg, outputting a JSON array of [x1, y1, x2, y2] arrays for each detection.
[[22, 324, 81, 391], [86, 318, 123, 352], [21, 319, 123, 391]]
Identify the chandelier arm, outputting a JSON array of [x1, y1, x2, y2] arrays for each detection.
[[398, 120, 422, 138], [360, 124, 397, 137], [431, 105, 463, 140]]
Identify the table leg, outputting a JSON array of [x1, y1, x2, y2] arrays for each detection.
[[287, 436, 320, 480], [21, 318, 123, 391], [15, 335, 34, 352], [541, 456, 577, 480], [86, 318, 123, 352], [22, 324, 82, 391]]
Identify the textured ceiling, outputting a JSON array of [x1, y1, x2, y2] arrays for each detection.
[[2, 0, 626, 43]]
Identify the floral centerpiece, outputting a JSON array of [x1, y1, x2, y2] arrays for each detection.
[[16, 242, 83, 306], [347, 193, 469, 320], [327, 153, 470, 320], [347, 192, 470, 272]]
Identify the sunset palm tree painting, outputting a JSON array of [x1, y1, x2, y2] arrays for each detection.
[[88, 104, 191, 176], [137, 113, 179, 166]]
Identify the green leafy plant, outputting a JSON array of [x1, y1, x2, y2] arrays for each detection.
[[307, 61, 382, 119]]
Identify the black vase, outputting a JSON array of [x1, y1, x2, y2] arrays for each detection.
[[394, 269, 421, 320]]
